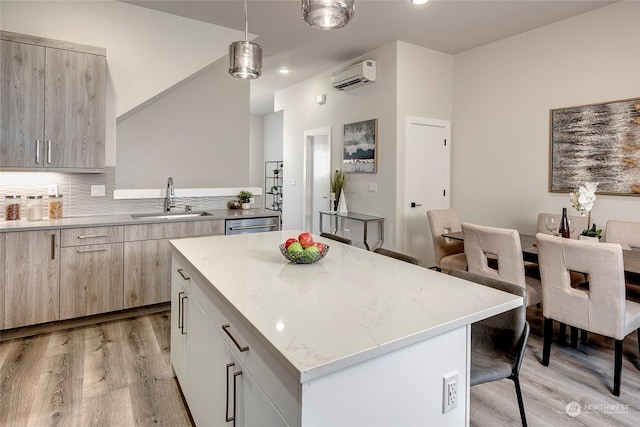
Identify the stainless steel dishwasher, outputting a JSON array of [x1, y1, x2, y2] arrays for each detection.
[[225, 216, 280, 235]]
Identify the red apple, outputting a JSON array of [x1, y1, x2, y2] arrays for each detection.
[[298, 232, 314, 248], [284, 238, 298, 249], [314, 242, 326, 252]]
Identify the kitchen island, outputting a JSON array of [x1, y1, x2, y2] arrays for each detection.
[[170, 230, 522, 427]]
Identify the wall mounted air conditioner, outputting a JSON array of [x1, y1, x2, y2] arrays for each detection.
[[331, 60, 376, 91]]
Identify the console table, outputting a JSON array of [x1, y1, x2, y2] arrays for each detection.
[[319, 211, 384, 250]]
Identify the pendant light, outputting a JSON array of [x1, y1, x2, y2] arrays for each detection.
[[302, 0, 355, 30], [229, 0, 262, 79]]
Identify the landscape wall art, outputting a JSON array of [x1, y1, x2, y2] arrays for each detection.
[[343, 119, 378, 173]]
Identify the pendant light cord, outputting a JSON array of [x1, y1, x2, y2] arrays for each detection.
[[244, 0, 249, 42]]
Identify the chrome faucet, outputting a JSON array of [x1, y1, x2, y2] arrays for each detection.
[[165, 177, 175, 212]]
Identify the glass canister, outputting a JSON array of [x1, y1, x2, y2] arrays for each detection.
[[27, 195, 44, 221], [48, 195, 63, 219], [5, 195, 21, 220]]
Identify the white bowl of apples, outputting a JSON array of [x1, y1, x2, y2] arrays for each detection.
[[280, 233, 329, 264]]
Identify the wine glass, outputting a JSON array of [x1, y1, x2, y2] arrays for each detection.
[[544, 217, 557, 235], [568, 219, 576, 235]]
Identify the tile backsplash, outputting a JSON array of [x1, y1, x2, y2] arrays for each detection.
[[0, 167, 259, 219]]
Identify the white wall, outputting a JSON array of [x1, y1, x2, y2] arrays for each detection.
[[250, 115, 265, 188], [274, 41, 453, 250], [275, 42, 399, 245], [264, 110, 284, 162], [452, 1, 640, 234], [1, 0, 240, 167], [395, 41, 453, 251], [116, 60, 250, 189]]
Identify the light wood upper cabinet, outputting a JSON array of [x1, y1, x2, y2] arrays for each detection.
[[0, 39, 45, 168], [0, 31, 106, 172], [4, 230, 60, 329]]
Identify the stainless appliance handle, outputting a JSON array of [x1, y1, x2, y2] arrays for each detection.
[[228, 224, 276, 231], [36, 140, 40, 164]]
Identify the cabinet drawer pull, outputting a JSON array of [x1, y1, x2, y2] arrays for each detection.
[[36, 139, 40, 164], [180, 293, 188, 335], [51, 233, 56, 260], [177, 268, 190, 281], [47, 139, 52, 164], [226, 363, 242, 426], [77, 234, 108, 239], [178, 291, 185, 331], [76, 248, 107, 253], [222, 324, 249, 352]]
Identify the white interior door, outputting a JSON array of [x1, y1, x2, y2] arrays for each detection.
[[404, 117, 451, 266], [304, 128, 331, 234]]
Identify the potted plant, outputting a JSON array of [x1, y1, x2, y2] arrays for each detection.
[[238, 190, 253, 210], [579, 223, 602, 242], [330, 170, 346, 211]]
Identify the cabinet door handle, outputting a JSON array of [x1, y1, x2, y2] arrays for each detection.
[[222, 324, 249, 352], [76, 248, 107, 253], [177, 268, 190, 281], [50, 233, 56, 260], [226, 363, 242, 426], [47, 140, 52, 164], [180, 294, 188, 335], [177, 291, 185, 331], [36, 139, 40, 164], [77, 234, 108, 239]]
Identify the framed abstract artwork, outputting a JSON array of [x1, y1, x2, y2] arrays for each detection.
[[549, 98, 640, 195], [343, 119, 378, 173]]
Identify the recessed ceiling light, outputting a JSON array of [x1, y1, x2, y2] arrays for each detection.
[[279, 68, 290, 74], [411, 0, 428, 4]]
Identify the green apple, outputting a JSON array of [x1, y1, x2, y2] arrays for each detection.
[[287, 242, 303, 257], [304, 245, 320, 255]]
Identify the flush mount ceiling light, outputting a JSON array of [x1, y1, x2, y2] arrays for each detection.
[[410, 0, 428, 4], [229, 0, 262, 79], [302, 0, 355, 30]]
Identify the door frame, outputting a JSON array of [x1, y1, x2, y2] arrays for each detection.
[[303, 127, 332, 232]]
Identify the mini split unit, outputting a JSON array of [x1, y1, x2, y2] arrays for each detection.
[[331, 60, 376, 91]]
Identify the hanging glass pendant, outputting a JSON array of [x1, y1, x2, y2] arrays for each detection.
[[229, 41, 262, 79], [302, 0, 355, 30], [229, 0, 262, 79]]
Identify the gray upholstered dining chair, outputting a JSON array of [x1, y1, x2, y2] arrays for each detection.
[[373, 247, 421, 265], [320, 232, 352, 245], [427, 209, 467, 272], [449, 269, 529, 427], [462, 222, 542, 306], [604, 219, 640, 302], [537, 232, 640, 396]]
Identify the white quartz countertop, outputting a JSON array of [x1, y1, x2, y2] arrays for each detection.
[[0, 208, 280, 232], [171, 230, 523, 383]]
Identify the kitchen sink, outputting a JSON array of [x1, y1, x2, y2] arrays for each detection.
[[130, 211, 213, 220]]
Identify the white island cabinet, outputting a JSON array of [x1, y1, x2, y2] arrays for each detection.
[[170, 231, 522, 427]]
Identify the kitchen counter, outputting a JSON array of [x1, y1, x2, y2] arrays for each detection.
[[170, 230, 523, 426], [0, 208, 280, 232]]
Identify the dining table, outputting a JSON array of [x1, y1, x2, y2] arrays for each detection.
[[442, 231, 640, 282]]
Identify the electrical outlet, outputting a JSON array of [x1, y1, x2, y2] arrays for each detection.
[[48, 184, 59, 195], [343, 229, 351, 239], [443, 371, 458, 413], [91, 185, 105, 197]]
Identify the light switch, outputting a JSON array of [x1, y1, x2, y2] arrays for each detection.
[[368, 183, 378, 193], [91, 185, 105, 197], [290, 179, 296, 186]]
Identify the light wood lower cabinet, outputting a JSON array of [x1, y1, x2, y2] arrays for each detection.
[[124, 219, 224, 309], [60, 243, 123, 319], [0, 234, 5, 329], [171, 260, 288, 427], [4, 230, 60, 329]]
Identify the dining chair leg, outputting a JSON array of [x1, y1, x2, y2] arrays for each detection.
[[613, 339, 623, 396], [542, 318, 553, 366], [570, 327, 578, 348], [512, 376, 528, 427], [637, 329, 640, 356], [581, 329, 589, 344], [559, 323, 567, 344]]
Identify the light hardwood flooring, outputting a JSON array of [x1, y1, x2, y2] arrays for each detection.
[[0, 307, 639, 426]]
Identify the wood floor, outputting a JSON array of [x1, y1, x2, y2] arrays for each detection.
[[0, 307, 639, 426]]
